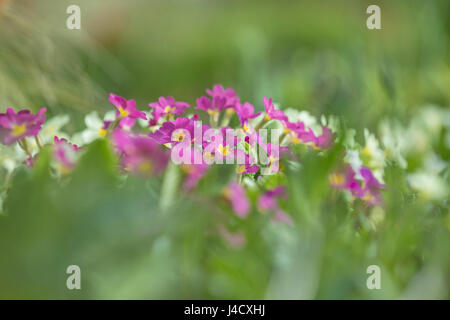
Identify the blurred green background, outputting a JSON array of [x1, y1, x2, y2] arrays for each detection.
[[1, 0, 449, 131], [0, 0, 448, 299]]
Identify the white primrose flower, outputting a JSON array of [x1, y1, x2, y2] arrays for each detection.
[[419, 105, 450, 136], [407, 171, 448, 201], [137, 111, 151, 128], [379, 120, 408, 169], [0, 144, 25, 173], [362, 129, 386, 170], [345, 149, 363, 180], [72, 111, 115, 146], [321, 114, 340, 134], [25, 114, 70, 155], [284, 108, 323, 136]]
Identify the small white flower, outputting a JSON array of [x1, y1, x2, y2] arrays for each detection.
[[362, 129, 386, 170], [379, 120, 408, 169], [25, 115, 70, 155], [407, 172, 448, 201], [72, 111, 115, 146], [138, 111, 151, 128], [345, 150, 363, 180], [0, 144, 26, 173], [284, 108, 322, 135]]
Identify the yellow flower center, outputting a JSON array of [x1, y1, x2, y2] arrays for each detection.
[[138, 161, 153, 174], [98, 128, 107, 137], [207, 109, 219, 117], [164, 106, 175, 114], [172, 130, 185, 142], [12, 124, 26, 136], [236, 165, 246, 173], [204, 152, 215, 160], [243, 124, 250, 133], [329, 173, 344, 186], [218, 144, 229, 156], [291, 135, 301, 145], [226, 108, 234, 115], [269, 155, 278, 164], [119, 107, 129, 118], [264, 114, 271, 121], [362, 146, 371, 157]]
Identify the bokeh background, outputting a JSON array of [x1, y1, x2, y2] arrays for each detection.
[[0, 0, 448, 299]]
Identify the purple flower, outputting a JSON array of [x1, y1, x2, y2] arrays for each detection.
[[118, 117, 136, 131], [53, 136, 81, 173], [236, 154, 259, 175], [258, 186, 292, 225], [196, 84, 240, 115], [25, 154, 38, 168], [0, 108, 46, 145], [225, 182, 250, 218], [113, 130, 169, 176], [150, 117, 196, 145], [149, 96, 189, 116], [258, 186, 286, 211], [148, 96, 190, 126], [202, 127, 246, 164], [311, 126, 334, 150], [108, 93, 147, 121], [283, 120, 316, 144], [360, 166, 386, 205], [330, 165, 386, 205], [235, 102, 261, 125], [206, 84, 238, 101], [218, 225, 246, 248], [329, 165, 364, 197], [180, 148, 210, 191], [263, 96, 288, 122]]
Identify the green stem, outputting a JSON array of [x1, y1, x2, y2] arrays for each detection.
[[35, 135, 42, 150], [255, 116, 270, 132], [18, 139, 32, 158]]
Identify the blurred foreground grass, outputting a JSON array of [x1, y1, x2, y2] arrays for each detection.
[[0, 139, 448, 299]]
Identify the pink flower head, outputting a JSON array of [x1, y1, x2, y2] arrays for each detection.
[[258, 141, 290, 172], [329, 165, 386, 205], [218, 225, 246, 248], [150, 117, 196, 145], [206, 84, 238, 101], [311, 126, 334, 150], [360, 166, 386, 205], [108, 93, 147, 121], [236, 154, 259, 175], [26, 154, 38, 168], [203, 127, 246, 164], [53, 136, 81, 173], [0, 108, 46, 145], [263, 96, 288, 122], [258, 186, 286, 211], [284, 120, 316, 144], [329, 165, 364, 198], [178, 147, 209, 191], [258, 186, 292, 225], [196, 84, 240, 115], [225, 182, 250, 218], [113, 130, 169, 177], [235, 102, 261, 125], [118, 117, 136, 131], [149, 96, 189, 117]]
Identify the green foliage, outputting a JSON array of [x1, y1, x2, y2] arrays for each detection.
[[0, 0, 448, 300]]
